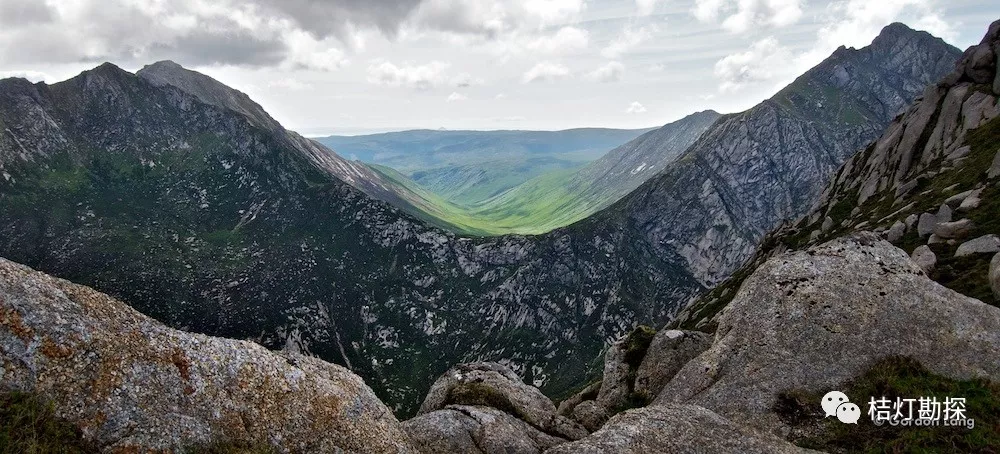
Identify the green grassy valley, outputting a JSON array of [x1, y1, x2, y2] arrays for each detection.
[[339, 111, 721, 236]]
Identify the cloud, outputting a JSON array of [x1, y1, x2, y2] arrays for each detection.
[[0, 0, 588, 70], [366, 60, 451, 90], [626, 101, 647, 114], [524, 26, 589, 53], [0, 70, 53, 83], [406, 0, 586, 37], [586, 61, 625, 83], [267, 78, 314, 90], [453, 72, 485, 87], [692, 0, 803, 33], [601, 25, 656, 58], [521, 61, 571, 83], [788, 0, 958, 76], [635, 0, 664, 16], [713, 37, 790, 93], [446, 92, 467, 102], [495, 93, 508, 99]]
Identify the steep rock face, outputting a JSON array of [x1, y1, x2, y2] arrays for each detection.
[[0, 258, 411, 452], [678, 19, 1000, 329], [544, 405, 811, 454], [608, 23, 960, 287], [660, 234, 1000, 434]]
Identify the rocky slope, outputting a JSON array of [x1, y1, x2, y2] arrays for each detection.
[[140, 61, 492, 236], [0, 23, 960, 417], [678, 19, 1000, 330], [601, 23, 961, 287], [0, 258, 411, 452], [0, 61, 699, 415]]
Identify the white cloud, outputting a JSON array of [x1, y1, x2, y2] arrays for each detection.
[[521, 61, 571, 83], [586, 61, 625, 83], [525, 26, 589, 53], [267, 78, 313, 90], [626, 101, 647, 113], [648, 63, 666, 72], [366, 60, 451, 90], [407, 0, 586, 37], [797, 0, 958, 72], [495, 93, 508, 99], [453, 72, 485, 87], [446, 91, 467, 102], [0, 70, 53, 83], [692, 0, 803, 33], [602, 25, 656, 58], [636, 0, 664, 16], [713, 36, 791, 93]]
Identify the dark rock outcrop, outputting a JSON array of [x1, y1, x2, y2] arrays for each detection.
[[633, 329, 711, 399]]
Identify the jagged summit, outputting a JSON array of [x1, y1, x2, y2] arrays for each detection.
[[137, 60, 279, 132]]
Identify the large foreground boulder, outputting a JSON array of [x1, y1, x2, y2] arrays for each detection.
[[659, 233, 1000, 433], [633, 329, 711, 399], [544, 404, 811, 454], [417, 362, 587, 440], [0, 258, 412, 452], [403, 405, 565, 454]]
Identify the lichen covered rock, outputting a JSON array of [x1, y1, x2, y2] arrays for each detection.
[[403, 405, 565, 454], [0, 258, 411, 452], [544, 405, 812, 454], [417, 362, 587, 440], [660, 234, 1000, 433]]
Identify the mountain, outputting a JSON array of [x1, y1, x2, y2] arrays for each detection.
[[679, 20, 1000, 330], [589, 22, 962, 288], [0, 61, 690, 415], [316, 127, 653, 206], [0, 23, 959, 417], [468, 110, 720, 234]]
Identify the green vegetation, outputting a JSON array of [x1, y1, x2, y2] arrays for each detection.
[[367, 163, 628, 236], [780, 357, 1000, 453], [0, 391, 96, 454]]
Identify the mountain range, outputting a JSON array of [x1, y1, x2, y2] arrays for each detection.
[[0, 22, 962, 418]]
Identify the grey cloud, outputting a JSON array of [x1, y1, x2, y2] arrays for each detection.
[[149, 30, 289, 68], [0, 0, 54, 26], [255, 0, 425, 39]]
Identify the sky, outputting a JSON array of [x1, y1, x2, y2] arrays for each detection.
[[0, 0, 997, 136]]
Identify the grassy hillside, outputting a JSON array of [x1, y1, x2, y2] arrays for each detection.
[[352, 112, 720, 236]]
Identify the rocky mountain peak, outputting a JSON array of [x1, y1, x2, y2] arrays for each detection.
[[137, 60, 280, 132]]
